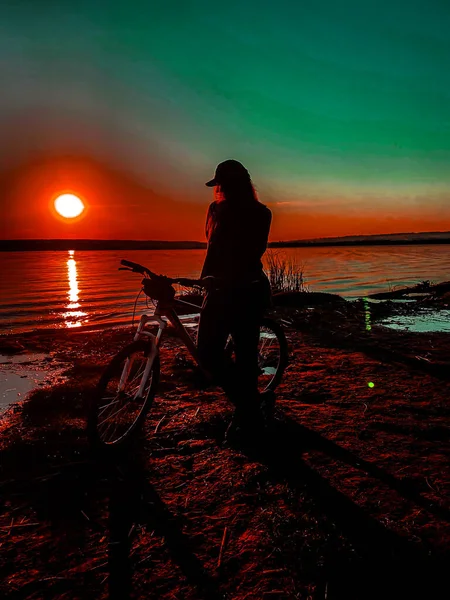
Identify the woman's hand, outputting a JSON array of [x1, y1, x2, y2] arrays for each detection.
[[200, 276, 221, 292]]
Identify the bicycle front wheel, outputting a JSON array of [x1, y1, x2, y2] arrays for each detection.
[[88, 341, 160, 450]]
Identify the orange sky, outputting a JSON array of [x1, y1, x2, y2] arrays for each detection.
[[1, 156, 449, 242], [0, 156, 205, 241]]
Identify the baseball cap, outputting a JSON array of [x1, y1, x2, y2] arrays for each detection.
[[205, 159, 250, 187]]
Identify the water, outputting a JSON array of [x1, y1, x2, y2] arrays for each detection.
[[381, 309, 450, 333], [0, 245, 449, 334], [0, 353, 66, 414]]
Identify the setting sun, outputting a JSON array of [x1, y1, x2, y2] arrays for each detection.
[[54, 194, 85, 219]]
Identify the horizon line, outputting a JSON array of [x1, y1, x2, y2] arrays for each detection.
[[1, 229, 450, 244]]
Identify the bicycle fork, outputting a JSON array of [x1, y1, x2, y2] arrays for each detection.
[[118, 313, 166, 397]]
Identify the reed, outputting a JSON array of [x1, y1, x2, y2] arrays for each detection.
[[265, 250, 309, 293]]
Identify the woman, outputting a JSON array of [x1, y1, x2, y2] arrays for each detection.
[[197, 159, 273, 441]]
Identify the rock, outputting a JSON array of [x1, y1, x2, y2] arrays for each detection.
[[432, 281, 450, 295]]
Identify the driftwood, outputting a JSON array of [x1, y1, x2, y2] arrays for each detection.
[[174, 290, 347, 313], [272, 291, 346, 307], [174, 282, 450, 312]]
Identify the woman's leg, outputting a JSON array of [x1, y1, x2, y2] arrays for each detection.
[[229, 313, 262, 417], [197, 289, 255, 409], [197, 286, 267, 427], [197, 290, 231, 382], [228, 283, 266, 419]]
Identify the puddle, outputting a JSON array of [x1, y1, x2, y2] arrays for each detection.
[[0, 353, 66, 415], [380, 309, 450, 333]]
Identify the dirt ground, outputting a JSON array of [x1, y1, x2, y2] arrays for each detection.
[[0, 303, 449, 599]]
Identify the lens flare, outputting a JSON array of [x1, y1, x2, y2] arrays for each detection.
[[362, 297, 372, 331], [368, 382, 375, 388]]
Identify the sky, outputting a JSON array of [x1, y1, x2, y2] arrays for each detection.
[[1, 0, 450, 241]]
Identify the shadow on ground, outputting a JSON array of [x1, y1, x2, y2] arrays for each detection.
[[219, 414, 449, 600], [101, 412, 449, 599], [2, 408, 448, 599]]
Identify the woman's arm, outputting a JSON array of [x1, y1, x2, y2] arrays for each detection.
[[200, 202, 221, 278], [259, 207, 272, 256]]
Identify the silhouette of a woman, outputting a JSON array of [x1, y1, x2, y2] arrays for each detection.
[[198, 160, 273, 441]]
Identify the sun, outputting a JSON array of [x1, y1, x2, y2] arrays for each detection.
[[54, 194, 85, 219]]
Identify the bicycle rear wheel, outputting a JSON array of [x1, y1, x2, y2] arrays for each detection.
[[257, 317, 288, 392], [88, 341, 160, 450], [224, 317, 288, 393]]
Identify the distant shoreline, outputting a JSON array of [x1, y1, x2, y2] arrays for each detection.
[[1, 238, 450, 251]]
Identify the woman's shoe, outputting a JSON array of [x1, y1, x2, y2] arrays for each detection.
[[224, 409, 267, 447]]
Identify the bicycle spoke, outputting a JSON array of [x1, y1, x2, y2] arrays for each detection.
[[100, 397, 131, 441], [98, 401, 130, 427], [100, 418, 119, 443], [98, 400, 120, 417], [93, 349, 156, 445], [128, 364, 146, 387], [99, 414, 119, 443]]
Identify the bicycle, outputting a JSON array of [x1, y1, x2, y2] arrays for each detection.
[[87, 259, 288, 451]]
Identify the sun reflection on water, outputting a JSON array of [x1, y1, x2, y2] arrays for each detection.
[[64, 250, 88, 328]]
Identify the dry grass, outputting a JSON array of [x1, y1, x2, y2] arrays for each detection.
[[1, 318, 450, 599]]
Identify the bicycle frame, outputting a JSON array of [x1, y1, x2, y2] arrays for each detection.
[[91, 260, 286, 448], [120, 297, 209, 398]]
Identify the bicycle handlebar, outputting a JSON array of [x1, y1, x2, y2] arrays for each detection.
[[171, 276, 221, 290], [120, 259, 216, 289], [171, 277, 202, 287], [120, 259, 154, 276]]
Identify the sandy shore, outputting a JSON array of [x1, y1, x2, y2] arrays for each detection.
[[1, 297, 449, 599]]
